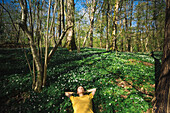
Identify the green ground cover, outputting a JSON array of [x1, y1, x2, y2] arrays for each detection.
[[0, 48, 162, 113]]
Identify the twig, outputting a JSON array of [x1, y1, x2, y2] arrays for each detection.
[[0, 3, 18, 31]]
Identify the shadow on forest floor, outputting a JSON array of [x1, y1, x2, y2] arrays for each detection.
[[0, 47, 162, 113]]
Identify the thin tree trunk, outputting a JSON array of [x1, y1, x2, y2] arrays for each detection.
[[144, 0, 149, 52], [16, 26, 20, 43], [83, 29, 90, 47], [118, 1, 123, 52], [100, 23, 103, 48], [19, 0, 43, 92], [59, 0, 65, 47], [120, 19, 124, 52], [100, 22, 103, 48], [136, 5, 141, 52], [40, 0, 44, 67], [32, 58, 36, 89], [43, 0, 51, 87], [48, 26, 73, 61], [61, 0, 65, 30], [100, 3, 105, 48], [128, 0, 133, 52], [124, 1, 128, 52], [77, 21, 81, 53], [58, 0, 62, 46], [112, 0, 119, 51], [153, 0, 158, 51], [89, 0, 96, 48], [42, 0, 57, 87], [106, 0, 109, 51]]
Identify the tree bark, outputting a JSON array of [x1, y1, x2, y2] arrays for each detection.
[[106, 0, 109, 51], [58, 0, 62, 46], [48, 26, 73, 61], [124, 1, 128, 52], [136, 5, 141, 52], [77, 21, 81, 53], [60, 0, 65, 47], [19, 0, 43, 92], [128, 0, 133, 52], [89, 0, 96, 48], [18, 0, 71, 92], [66, 0, 77, 51], [43, 0, 51, 87], [112, 0, 119, 51], [100, 2, 105, 48], [82, 29, 90, 47], [61, 0, 65, 30], [153, 0, 170, 112]]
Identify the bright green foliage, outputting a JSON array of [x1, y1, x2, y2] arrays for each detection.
[[0, 48, 161, 112]]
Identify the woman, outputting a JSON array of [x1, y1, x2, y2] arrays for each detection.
[[65, 86, 96, 113]]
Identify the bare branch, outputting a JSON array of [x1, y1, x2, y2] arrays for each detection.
[[49, 0, 57, 34], [47, 26, 73, 61], [0, 3, 18, 32]]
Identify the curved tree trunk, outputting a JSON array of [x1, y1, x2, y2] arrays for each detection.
[[18, 0, 71, 92], [153, 0, 170, 112], [19, 0, 43, 92]]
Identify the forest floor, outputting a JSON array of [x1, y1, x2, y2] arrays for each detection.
[[0, 42, 29, 48], [0, 47, 162, 113]]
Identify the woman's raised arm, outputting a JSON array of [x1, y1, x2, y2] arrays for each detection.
[[86, 88, 97, 96], [65, 92, 75, 98]]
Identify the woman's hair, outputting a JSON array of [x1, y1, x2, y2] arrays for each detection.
[[76, 86, 86, 92], [76, 86, 89, 95]]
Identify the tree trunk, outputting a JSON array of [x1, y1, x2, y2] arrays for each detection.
[[106, 0, 109, 51], [89, 0, 96, 48], [128, 0, 133, 52], [120, 19, 124, 52], [100, 3, 105, 48], [118, 1, 123, 52], [43, 0, 58, 86], [58, 0, 62, 46], [100, 19, 103, 48], [83, 29, 89, 47], [61, 0, 65, 30], [16, 26, 20, 43], [136, 5, 141, 52], [144, 0, 149, 52], [18, 0, 70, 92], [32, 58, 36, 89], [77, 21, 81, 53], [153, 0, 158, 51], [153, 0, 170, 112], [19, 0, 43, 92], [43, 0, 51, 87], [30, 38, 43, 92], [60, 0, 65, 47], [112, 0, 119, 51], [124, 1, 128, 52], [66, 0, 77, 51]]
